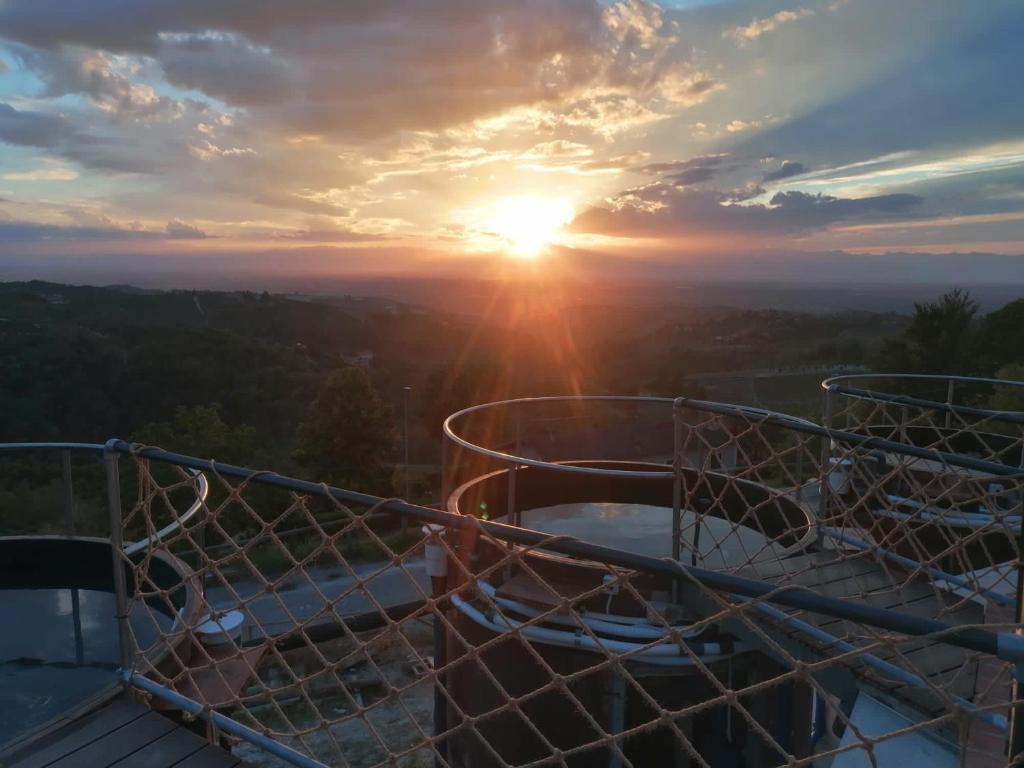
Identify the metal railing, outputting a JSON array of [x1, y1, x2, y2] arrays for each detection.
[[7, 390, 1024, 767]]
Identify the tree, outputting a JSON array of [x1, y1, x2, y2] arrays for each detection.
[[989, 364, 1024, 412], [134, 405, 257, 463], [294, 367, 397, 493], [977, 299, 1024, 374], [873, 289, 980, 374]]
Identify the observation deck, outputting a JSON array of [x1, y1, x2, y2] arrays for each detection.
[[1, 384, 1022, 767]]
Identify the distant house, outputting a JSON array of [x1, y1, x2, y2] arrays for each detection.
[[341, 350, 374, 369]]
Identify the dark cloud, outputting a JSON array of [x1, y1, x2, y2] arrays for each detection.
[[570, 186, 925, 238], [0, 219, 159, 241], [0, 1, 714, 138], [159, 34, 295, 107], [763, 160, 806, 182], [638, 154, 728, 175], [635, 153, 728, 186], [165, 219, 207, 239], [275, 228, 383, 243], [0, 102, 73, 147], [0, 102, 168, 173]]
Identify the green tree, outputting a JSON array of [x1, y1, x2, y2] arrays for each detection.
[[977, 299, 1024, 374], [989, 364, 1024, 411], [874, 289, 980, 374], [294, 367, 397, 493], [134, 404, 257, 463]]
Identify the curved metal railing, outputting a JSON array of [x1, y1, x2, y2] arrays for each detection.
[[443, 394, 819, 480], [0, 442, 208, 553]]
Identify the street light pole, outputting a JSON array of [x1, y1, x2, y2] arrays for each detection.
[[403, 385, 412, 508]]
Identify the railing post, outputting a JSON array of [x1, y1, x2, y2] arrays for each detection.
[[61, 448, 74, 536], [1011, 487, 1024, 760], [945, 379, 955, 429], [671, 401, 684, 606], [105, 444, 134, 677], [511, 403, 522, 526], [817, 387, 834, 547]]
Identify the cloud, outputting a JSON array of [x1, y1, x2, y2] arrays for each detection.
[[0, 219, 159, 241], [165, 219, 207, 239], [636, 153, 728, 185], [0, 0, 718, 140], [0, 102, 74, 147], [158, 33, 295, 107], [726, 119, 761, 133], [2, 167, 79, 181], [763, 160, 806, 182], [11, 45, 182, 121], [570, 185, 925, 239], [275, 228, 385, 243], [724, 7, 815, 44], [638, 154, 728, 176]]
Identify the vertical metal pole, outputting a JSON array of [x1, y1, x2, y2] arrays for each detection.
[[441, 433, 450, 509], [606, 670, 626, 768], [71, 588, 84, 666], [671, 401, 683, 605], [945, 379, 955, 429], [105, 448, 133, 677], [1010, 488, 1024, 760], [61, 449, 74, 536], [818, 387, 834, 547], [508, 403, 521, 527], [403, 386, 412, 531]]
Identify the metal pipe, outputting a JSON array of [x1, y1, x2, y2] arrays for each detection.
[[738, 597, 1008, 732], [819, 386, 833, 548], [674, 399, 1024, 478], [829, 384, 1024, 427], [606, 670, 626, 768], [61, 449, 74, 536], [672, 402, 683, 567], [945, 379, 955, 429], [104, 445, 133, 678], [1009, 487, 1024, 758], [402, 385, 411, 532], [127, 672, 329, 768], [821, 527, 1012, 606], [105, 439, 1024, 662]]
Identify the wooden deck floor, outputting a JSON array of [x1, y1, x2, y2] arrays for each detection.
[[5, 695, 240, 768]]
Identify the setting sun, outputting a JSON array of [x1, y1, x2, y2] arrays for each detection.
[[480, 196, 576, 258]]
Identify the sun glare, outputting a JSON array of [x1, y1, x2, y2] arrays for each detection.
[[481, 196, 575, 258]]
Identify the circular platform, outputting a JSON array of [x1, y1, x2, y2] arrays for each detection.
[[0, 536, 199, 750]]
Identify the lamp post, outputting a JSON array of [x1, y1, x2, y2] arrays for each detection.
[[403, 385, 412, 508]]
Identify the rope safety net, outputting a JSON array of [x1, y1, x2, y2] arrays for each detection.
[[114, 391, 1024, 768]]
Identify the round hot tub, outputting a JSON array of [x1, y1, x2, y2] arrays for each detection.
[[0, 536, 200, 751], [442, 460, 816, 767], [823, 374, 1024, 574]]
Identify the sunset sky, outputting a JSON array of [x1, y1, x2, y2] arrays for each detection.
[[0, 0, 1022, 284]]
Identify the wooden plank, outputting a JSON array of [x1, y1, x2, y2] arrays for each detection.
[[107, 727, 208, 768], [7, 698, 149, 768], [169, 743, 239, 767], [48, 712, 176, 768]]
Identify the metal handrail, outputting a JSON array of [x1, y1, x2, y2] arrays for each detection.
[[680, 397, 1024, 478], [443, 395, 817, 479], [823, 373, 1024, 424], [106, 439, 1024, 663], [823, 373, 1024, 390], [0, 442, 207, 554]]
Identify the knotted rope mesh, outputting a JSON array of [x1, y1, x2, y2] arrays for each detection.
[[115, 389, 1024, 768]]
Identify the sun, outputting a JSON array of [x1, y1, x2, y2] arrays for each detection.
[[481, 196, 575, 258]]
